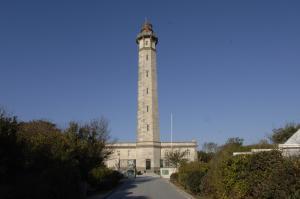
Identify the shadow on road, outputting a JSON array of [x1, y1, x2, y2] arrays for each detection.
[[108, 176, 156, 199]]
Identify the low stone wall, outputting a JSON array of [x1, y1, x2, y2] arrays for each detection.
[[160, 168, 177, 178]]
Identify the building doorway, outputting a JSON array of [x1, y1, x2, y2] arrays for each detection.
[[146, 159, 151, 170]]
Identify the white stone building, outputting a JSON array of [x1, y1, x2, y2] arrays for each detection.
[[233, 129, 300, 157], [105, 22, 197, 173], [279, 129, 300, 156]]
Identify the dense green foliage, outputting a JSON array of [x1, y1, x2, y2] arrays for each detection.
[[220, 151, 300, 199], [197, 151, 214, 163], [269, 123, 300, 144], [170, 172, 178, 183], [0, 109, 117, 199], [88, 167, 123, 190], [178, 162, 208, 193], [172, 135, 300, 199]]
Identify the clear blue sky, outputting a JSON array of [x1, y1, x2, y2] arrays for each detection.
[[1, 0, 300, 147]]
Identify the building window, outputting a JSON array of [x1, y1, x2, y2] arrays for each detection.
[[146, 54, 148, 60], [186, 149, 190, 157], [146, 159, 151, 170], [146, 70, 149, 77], [162, 169, 169, 175], [146, 105, 149, 112], [145, 40, 148, 46], [147, 124, 149, 131], [165, 160, 170, 167], [146, 88, 149, 94]]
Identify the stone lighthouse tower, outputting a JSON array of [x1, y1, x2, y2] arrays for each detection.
[[104, 22, 197, 172], [136, 21, 161, 172]]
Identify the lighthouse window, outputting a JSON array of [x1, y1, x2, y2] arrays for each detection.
[[146, 70, 149, 77], [147, 105, 149, 112], [146, 88, 149, 94], [145, 40, 148, 46], [147, 124, 149, 131]]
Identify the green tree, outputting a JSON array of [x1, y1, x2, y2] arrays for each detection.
[[0, 108, 114, 199], [198, 142, 218, 163], [197, 151, 214, 163], [226, 137, 244, 145], [200, 137, 246, 197], [269, 123, 300, 144], [64, 118, 112, 180]]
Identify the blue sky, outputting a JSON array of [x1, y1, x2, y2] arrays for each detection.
[[1, 0, 300, 147]]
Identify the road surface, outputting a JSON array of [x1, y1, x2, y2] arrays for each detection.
[[107, 174, 191, 199]]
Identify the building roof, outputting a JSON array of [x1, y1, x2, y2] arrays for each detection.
[[136, 21, 158, 44], [284, 129, 300, 144]]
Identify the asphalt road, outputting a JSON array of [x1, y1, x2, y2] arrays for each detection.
[[107, 175, 191, 199]]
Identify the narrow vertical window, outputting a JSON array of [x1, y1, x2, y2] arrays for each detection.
[[147, 105, 149, 112], [145, 40, 148, 46], [146, 88, 149, 94], [147, 124, 149, 131], [146, 54, 148, 60], [146, 70, 149, 77]]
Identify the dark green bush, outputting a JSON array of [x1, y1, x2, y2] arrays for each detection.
[[196, 138, 300, 199], [88, 167, 122, 190], [170, 172, 178, 183], [178, 162, 208, 194], [0, 110, 113, 199], [201, 137, 247, 197], [220, 151, 300, 199], [197, 151, 215, 163]]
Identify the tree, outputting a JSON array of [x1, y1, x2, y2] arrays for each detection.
[[0, 108, 20, 183], [225, 137, 244, 146], [197, 151, 214, 163], [64, 118, 112, 180], [200, 137, 246, 197], [165, 150, 188, 168], [0, 105, 116, 199], [202, 142, 218, 153], [269, 123, 300, 144], [18, 120, 65, 170]]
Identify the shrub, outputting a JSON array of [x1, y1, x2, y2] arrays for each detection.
[[197, 151, 214, 163], [0, 110, 113, 199], [170, 172, 178, 183], [178, 162, 208, 194], [220, 151, 300, 199], [34, 164, 81, 199], [88, 167, 122, 190], [201, 138, 247, 197]]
